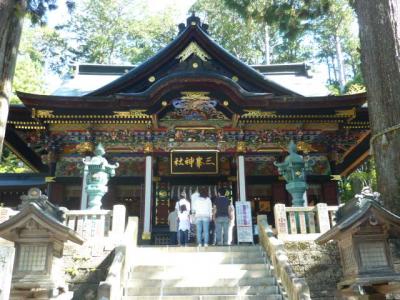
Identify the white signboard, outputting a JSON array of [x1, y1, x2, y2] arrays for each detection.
[[235, 201, 253, 243], [0, 245, 14, 300]]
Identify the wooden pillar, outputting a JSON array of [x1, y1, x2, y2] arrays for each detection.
[[80, 156, 90, 210], [142, 154, 153, 240], [237, 154, 246, 202]]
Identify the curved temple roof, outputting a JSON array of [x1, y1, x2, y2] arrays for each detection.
[[16, 13, 348, 111]]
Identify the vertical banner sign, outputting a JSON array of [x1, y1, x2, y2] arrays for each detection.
[[235, 201, 253, 243]]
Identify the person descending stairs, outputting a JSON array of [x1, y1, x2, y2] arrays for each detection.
[[122, 245, 285, 300]]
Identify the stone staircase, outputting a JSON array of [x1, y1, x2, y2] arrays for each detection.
[[123, 245, 284, 300]]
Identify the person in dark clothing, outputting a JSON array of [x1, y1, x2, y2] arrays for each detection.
[[209, 196, 217, 245], [214, 187, 230, 245]]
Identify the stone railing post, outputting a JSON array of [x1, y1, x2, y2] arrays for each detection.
[[316, 203, 330, 233], [274, 203, 288, 235], [0, 245, 14, 300], [112, 205, 126, 238]]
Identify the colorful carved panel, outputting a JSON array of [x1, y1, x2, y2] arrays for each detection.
[[114, 156, 145, 177], [155, 182, 170, 225], [307, 155, 331, 175], [163, 93, 228, 121], [55, 156, 82, 177], [245, 156, 279, 176]]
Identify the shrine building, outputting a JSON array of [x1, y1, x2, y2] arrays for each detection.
[[2, 14, 370, 243]]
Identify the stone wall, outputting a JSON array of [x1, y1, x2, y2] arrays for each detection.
[[284, 240, 342, 300], [63, 239, 115, 300]]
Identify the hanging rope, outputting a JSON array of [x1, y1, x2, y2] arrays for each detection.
[[369, 123, 400, 155]]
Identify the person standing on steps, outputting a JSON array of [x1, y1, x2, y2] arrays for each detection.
[[214, 187, 231, 246], [168, 205, 178, 245], [175, 192, 190, 245], [193, 186, 212, 247], [227, 200, 235, 245], [177, 203, 190, 246]]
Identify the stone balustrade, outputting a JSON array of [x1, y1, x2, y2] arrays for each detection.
[[274, 203, 338, 241], [258, 215, 311, 300], [0, 205, 126, 241], [97, 216, 138, 300], [63, 209, 112, 239]]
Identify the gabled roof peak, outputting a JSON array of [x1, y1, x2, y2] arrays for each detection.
[[178, 12, 209, 34]]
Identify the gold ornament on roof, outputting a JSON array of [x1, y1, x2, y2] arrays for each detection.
[[180, 91, 210, 101], [176, 42, 211, 62], [32, 108, 55, 119], [335, 107, 356, 120]]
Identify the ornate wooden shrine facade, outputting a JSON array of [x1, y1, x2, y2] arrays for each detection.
[[4, 14, 370, 242]]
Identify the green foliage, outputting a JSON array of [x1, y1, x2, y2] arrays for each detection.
[[223, 0, 330, 40], [192, 0, 315, 64], [11, 24, 48, 103], [339, 159, 377, 203], [192, 0, 269, 64], [0, 148, 33, 173], [222, 0, 362, 93], [26, 0, 75, 25], [45, 0, 178, 68]]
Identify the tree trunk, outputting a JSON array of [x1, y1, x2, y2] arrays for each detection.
[[264, 23, 271, 64], [0, 0, 26, 157], [335, 33, 346, 92], [325, 56, 332, 83], [330, 54, 338, 82], [354, 0, 400, 214]]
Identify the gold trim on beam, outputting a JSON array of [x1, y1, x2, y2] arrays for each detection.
[[4, 141, 40, 173], [113, 110, 150, 119], [341, 130, 371, 160], [151, 114, 158, 129], [232, 114, 239, 128], [241, 110, 277, 119], [340, 151, 370, 177], [256, 148, 284, 153], [335, 107, 356, 121], [174, 126, 215, 131]]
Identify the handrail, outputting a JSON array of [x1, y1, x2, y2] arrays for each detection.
[[97, 216, 138, 300], [258, 215, 311, 300]]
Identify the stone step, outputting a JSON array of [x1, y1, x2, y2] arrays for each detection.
[[135, 251, 264, 260], [133, 255, 266, 265], [126, 286, 280, 296], [130, 268, 273, 280], [131, 263, 270, 274], [136, 245, 262, 253], [123, 295, 282, 300], [127, 277, 276, 288]]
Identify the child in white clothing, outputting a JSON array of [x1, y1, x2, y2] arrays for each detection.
[[178, 204, 190, 246]]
